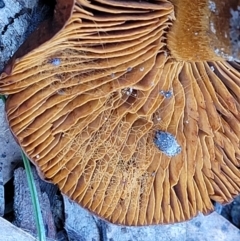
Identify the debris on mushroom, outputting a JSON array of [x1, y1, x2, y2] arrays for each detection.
[[154, 131, 181, 157], [159, 89, 173, 98], [0, 0, 239, 226], [50, 58, 61, 66]]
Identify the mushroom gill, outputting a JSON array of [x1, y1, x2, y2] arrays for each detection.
[[0, 0, 240, 226]]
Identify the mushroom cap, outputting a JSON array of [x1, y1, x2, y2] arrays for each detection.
[[0, 0, 240, 225]]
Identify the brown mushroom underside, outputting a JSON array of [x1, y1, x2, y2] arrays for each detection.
[[0, 0, 240, 225]]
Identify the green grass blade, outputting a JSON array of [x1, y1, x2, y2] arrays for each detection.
[[22, 152, 46, 241], [1, 96, 46, 240]]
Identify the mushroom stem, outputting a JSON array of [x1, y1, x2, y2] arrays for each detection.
[[167, 0, 240, 62]]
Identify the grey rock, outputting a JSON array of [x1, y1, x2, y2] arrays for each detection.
[[213, 201, 223, 214], [62, 197, 240, 241], [0, 0, 5, 9], [105, 212, 240, 241], [13, 167, 56, 240], [63, 195, 100, 241], [0, 0, 36, 71], [0, 216, 37, 241], [231, 204, 240, 228], [0, 166, 3, 216], [230, 7, 240, 61], [0, 101, 22, 185], [0, 0, 49, 72]]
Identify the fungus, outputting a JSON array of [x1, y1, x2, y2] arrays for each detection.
[[0, 0, 240, 226]]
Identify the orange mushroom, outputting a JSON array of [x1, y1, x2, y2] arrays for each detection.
[[0, 0, 239, 225]]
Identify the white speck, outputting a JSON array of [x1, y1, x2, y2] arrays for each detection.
[[139, 67, 144, 72], [157, 117, 161, 121], [215, 48, 220, 55], [210, 66, 215, 71], [57, 89, 65, 95], [215, 47, 234, 61], [126, 87, 133, 95], [160, 89, 173, 98], [36, 155, 40, 159], [127, 67, 132, 72], [122, 87, 135, 96], [105, 117, 108, 121], [195, 32, 198, 36], [50, 58, 61, 66], [111, 73, 115, 78], [209, 1, 216, 13], [210, 22, 216, 34], [185, 120, 189, 124], [151, 172, 156, 177]]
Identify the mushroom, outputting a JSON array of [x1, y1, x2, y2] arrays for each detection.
[[0, 0, 239, 226]]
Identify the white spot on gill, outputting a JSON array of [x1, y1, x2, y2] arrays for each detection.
[[210, 22, 216, 34], [127, 67, 132, 72], [209, 0, 216, 13], [50, 58, 61, 66], [160, 89, 173, 99], [210, 66, 215, 71]]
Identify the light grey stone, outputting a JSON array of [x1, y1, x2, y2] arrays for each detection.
[[63, 195, 100, 241], [0, 165, 4, 216], [0, 0, 39, 71], [0, 101, 22, 185], [105, 212, 240, 241], [62, 196, 240, 241], [13, 167, 56, 240], [0, 216, 37, 241]]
